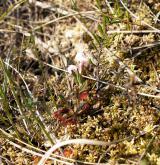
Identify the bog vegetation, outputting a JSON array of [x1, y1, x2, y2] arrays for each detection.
[[0, 0, 160, 164]]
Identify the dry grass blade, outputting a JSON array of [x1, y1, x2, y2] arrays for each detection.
[[0, 58, 30, 135], [0, 128, 109, 165], [34, 10, 96, 30], [38, 124, 159, 165], [119, 0, 160, 33], [38, 138, 128, 165], [131, 41, 160, 50], [8, 141, 73, 165], [2, 61, 56, 145], [0, 0, 26, 22], [106, 30, 160, 34], [4, 61, 33, 98]]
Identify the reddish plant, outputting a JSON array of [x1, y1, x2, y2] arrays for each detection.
[[53, 108, 76, 126], [79, 90, 89, 101], [78, 102, 91, 115], [63, 147, 73, 158], [53, 90, 99, 125], [64, 118, 77, 125], [82, 103, 90, 111]]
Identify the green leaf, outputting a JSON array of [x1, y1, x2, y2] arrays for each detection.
[[98, 24, 104, 36], [102, 15, 112, 33], [92, 33, 101, 45], [95, 0, 101, 9]]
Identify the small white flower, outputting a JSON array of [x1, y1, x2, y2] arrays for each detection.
[[75, 51, 89, 65], [75, 51, 89, 73], [67, 65, 78, 74]]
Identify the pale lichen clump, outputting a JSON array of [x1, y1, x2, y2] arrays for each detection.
[[124, 35, 140, 46], [142, 33, 155, 44], [133, 5, 153, 28], [147, 153, 159, 164]]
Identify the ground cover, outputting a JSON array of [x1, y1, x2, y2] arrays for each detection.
[[0, 0, 160, 164]]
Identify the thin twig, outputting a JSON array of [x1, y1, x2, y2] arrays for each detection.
[[106, 30, 160, 34], [155, 12, 160, 23], [131, 41, 160, 50], [138, 134, 156, 164]]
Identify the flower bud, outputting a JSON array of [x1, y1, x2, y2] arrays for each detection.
[[75, 51, 89, 73], [67, 65, 78, 74]]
